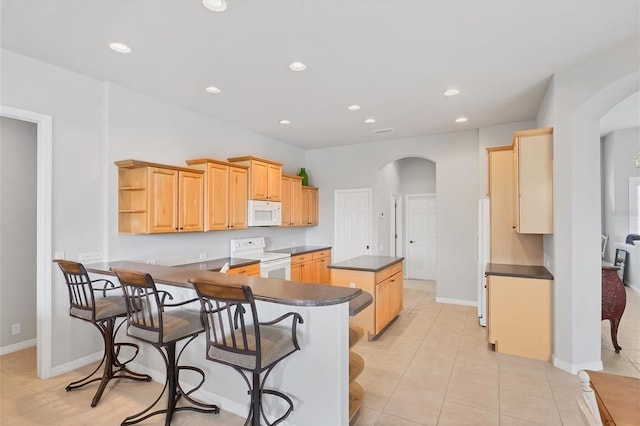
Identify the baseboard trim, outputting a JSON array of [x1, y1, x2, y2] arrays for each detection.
[[0, 338, 37, 356], [552, 356, 603, 374], [50, 351, 103, 377], [435, 297, 477, 307]]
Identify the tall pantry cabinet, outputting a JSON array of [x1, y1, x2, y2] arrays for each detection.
[[485, 127, 554, 361]]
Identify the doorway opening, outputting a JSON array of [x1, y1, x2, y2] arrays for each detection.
[[0, 105, 53, 379]]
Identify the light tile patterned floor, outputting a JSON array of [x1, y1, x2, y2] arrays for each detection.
[[1, 281, 638, 425]]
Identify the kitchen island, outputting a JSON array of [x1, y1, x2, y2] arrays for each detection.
[[86, 261, 370, 425], [329, 256, 404, 339]]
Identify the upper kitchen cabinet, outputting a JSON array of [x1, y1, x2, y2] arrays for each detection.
[[228, 156, 282, 201], [488, 147, 543, 265], [185, 158, 249, 231], [281, 174, 303, 226], [301, 186, 319, 226], [513, 128, 553, 234], [116, 160, 204, 234]]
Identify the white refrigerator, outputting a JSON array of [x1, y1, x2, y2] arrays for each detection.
[[477, 197, 490, 326]]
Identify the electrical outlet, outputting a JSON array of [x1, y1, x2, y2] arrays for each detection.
[[11, 323, 20, 335], [54, 251, 65, 260], [199, 253, 207, 260], [79, 252, 104, 262], [146, 259, 156, 265], [349, 282, 356, 288]]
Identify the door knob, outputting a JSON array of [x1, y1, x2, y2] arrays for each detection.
[[410, 240, 415, 243]]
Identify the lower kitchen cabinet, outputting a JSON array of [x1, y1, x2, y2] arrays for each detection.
[[227, 263, 260, 276], [487, 274, 552, 361], [290, 249, 331, 284]]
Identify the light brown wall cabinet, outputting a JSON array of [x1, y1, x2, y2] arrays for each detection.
[[487, 275, 552, 361], [228, 156, 282, 201], [281, 174, 304, 226], [186, 158, 248, 231], [291, 249, 331, 284], [301, 186, 319, 226], [331, 261, 403, 338], [116, 160, 204, 234], [513, 128, 553, 234], [487, 147, 543, 265]]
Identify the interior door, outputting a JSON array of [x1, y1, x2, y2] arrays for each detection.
[[334, 189, 372, 262], [406, 193, 436, 280]]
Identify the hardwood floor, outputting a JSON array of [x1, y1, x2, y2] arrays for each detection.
[[1, 282, 638, 425]]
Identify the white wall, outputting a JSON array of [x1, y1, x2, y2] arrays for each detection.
[[536, 35, 640, 373], [0, 117, 37, 349], [305, 131, 479, 303], [398, 157, 436, 194], [601, 128, 640, 262]]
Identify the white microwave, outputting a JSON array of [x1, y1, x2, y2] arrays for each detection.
[[247, 200, 282, 227]]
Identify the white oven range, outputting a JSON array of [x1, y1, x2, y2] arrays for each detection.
[[229, 237, 291, 280]]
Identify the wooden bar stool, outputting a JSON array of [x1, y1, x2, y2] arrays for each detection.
[[191, 278, 303, 426], [54, 260, 151, 407], [113, 268, 219, 426]]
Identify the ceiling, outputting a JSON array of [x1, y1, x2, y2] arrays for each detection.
[[2, 1, 639, 150]]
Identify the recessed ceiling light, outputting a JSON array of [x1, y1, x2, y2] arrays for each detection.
[[455, 117, 468, 123], [205, 86, 221, 94], [348, 105, 361, 111], [444, 89, 460, 97], [109, 42, 131, 54], [364, 118, 376, 124], [202, 0, 227, 12], [279, 120, 291, 125], [289, 62, 306, 72]]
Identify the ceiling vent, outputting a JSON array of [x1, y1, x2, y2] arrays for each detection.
[[373, 128, 394, 134]]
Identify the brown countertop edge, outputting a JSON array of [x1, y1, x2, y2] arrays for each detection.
[[86, 261, 363, 309], [173, 257, 259, 272], [485, 263, 554, 280], [349, 292, 373, 316], [328, 255, 404, 272], [269, 246, 331, 256]]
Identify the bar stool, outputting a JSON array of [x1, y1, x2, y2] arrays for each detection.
[[113, 268, 219, 426], [54, 260, 151, 407], [191, 278, 303, 426]]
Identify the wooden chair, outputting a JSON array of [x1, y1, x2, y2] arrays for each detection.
[[113, 268, 219, 425], [191, 278, 303, 426], [54, 260, 151, 407], [576, 370, 603, 426]]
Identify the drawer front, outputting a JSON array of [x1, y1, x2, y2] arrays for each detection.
[[291, 254, 312, 265], [375, 261, 403, 283], [312, 249, 331, 260], [228, 263, 260, 276]]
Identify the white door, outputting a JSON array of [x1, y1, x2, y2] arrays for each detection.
[[406, 194, 436, 280], [334, 189, 372, 262]]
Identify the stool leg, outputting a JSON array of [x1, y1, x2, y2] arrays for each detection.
[[65, 318, 151, 407]]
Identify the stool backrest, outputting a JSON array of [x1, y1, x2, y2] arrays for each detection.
[[113, 268, 165, 345], [192, 280, 262, 370], [55, 260, 97, 321]]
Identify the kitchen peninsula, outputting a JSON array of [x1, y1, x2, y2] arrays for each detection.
[[86, 261, 370, 425]]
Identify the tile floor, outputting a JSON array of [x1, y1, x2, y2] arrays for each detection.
[[1, 280, 638, 425]]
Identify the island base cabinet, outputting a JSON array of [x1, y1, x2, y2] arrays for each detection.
[[331, 260, 403, 339], [487, 275, 552, 361]]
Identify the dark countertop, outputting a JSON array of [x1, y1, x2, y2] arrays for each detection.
[[269, 246, 331, 256], [328, 255, 404, 272], [173, 257, 259, 272], [485, 263, 554, 280], [86, 261, 364, 308]]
